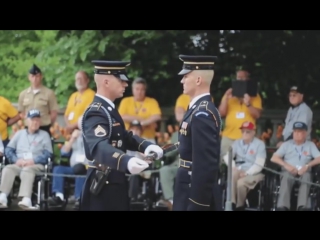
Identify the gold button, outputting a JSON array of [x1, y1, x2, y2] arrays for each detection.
[[106, 181, 109, 184]]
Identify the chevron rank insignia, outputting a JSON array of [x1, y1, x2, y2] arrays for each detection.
[[94, 125, 107, 137]]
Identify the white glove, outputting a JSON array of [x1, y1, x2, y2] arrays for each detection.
[[144, 145, 163, 160], [127, 157, 149, 174]]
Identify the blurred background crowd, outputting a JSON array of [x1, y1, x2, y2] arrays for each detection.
[[0, 30, 320, 211]]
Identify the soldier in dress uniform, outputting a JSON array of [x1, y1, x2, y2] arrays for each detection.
[[80, 60, 164, 211], [172, 55, 222, 211]]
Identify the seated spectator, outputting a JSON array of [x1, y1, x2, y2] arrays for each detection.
[[0, 109, 52, 209], [277, 85, 313, 147], [271, 121, 320, 211], [49, 128, 86, 209], [156, 130, 179, 211], [223, 121, 266, 210]]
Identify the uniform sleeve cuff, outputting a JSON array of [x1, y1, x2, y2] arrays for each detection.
[[135, 138, 153, 152], [116, 154, 132, 172]]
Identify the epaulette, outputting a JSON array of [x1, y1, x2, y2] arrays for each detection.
[[90, 102, 102, 110], [191, 100, 222, 132]]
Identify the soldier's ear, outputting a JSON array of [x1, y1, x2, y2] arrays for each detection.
[[196, 77, 201, 85]]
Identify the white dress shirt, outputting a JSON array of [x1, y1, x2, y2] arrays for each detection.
[[188, 93, 210, 109], [96, 94, 115, 108]]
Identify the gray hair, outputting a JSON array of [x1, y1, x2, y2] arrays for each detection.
[[132, 77, 147, 88]]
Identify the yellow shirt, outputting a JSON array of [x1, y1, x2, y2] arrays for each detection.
[[118, 96, 161, 139], [0, 96, 19, 140], [222, 94, 262, 140], [175, 94, 214, 111], [65, 88, 95, 124]]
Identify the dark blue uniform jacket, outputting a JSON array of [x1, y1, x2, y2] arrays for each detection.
[[80, 95, 153, 210], [173, 95, 222, 211]]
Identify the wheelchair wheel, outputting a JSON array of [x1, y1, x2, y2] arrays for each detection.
[[269, 175, 279, 211], [146, 172, 161, 210], [38, 178, 50, 211]]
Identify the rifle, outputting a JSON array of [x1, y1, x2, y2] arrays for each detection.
[[144, 142, 180, 162]]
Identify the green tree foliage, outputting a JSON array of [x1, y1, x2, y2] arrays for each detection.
[[0, 30, 319, 109]]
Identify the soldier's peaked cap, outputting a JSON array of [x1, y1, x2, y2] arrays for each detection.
[[178, 55, 217, 75], [29, 64, 41, 75], [92, 60, 131, 81]]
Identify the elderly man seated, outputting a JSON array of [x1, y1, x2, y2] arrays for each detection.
[[49, 125, 86, 209], [271, 121, 320, 211], [0, 109, 52, 209], [156, 130, 179, 211], [224, 121, 266, 210]]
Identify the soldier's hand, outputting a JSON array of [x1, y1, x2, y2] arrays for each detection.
[[127, 157, 149, 174], [144, 145, 163, 160]]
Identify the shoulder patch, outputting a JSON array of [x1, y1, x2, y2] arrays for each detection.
[[195, 111, 209, 117], [199, 101, 208, 107], [94, 125, 107, 137]]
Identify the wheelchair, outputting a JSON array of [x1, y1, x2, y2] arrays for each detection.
[[0, 156, 52, 211], [129, 160, 163, 211], [221, 157, 275, 211], [47, 155, 87, 211], [269, 164, 320, 211]]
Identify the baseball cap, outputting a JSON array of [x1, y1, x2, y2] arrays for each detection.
[[29, 64, 41, 75], [239, 121, 255, 130], [27, 109, 41, 118], [293, 121, 307, 131], [290, 85, 304, 94], [130, 120, 142, 128]]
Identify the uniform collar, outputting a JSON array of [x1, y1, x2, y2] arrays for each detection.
[[95, 94, 115, 108], [293, 140, 306, 146], [242, 138, 254, 145], [188, 93, 210, 109], [26, 129, 39, 134], [27, 85, 44, 93], [291, 101, 304, 109]]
